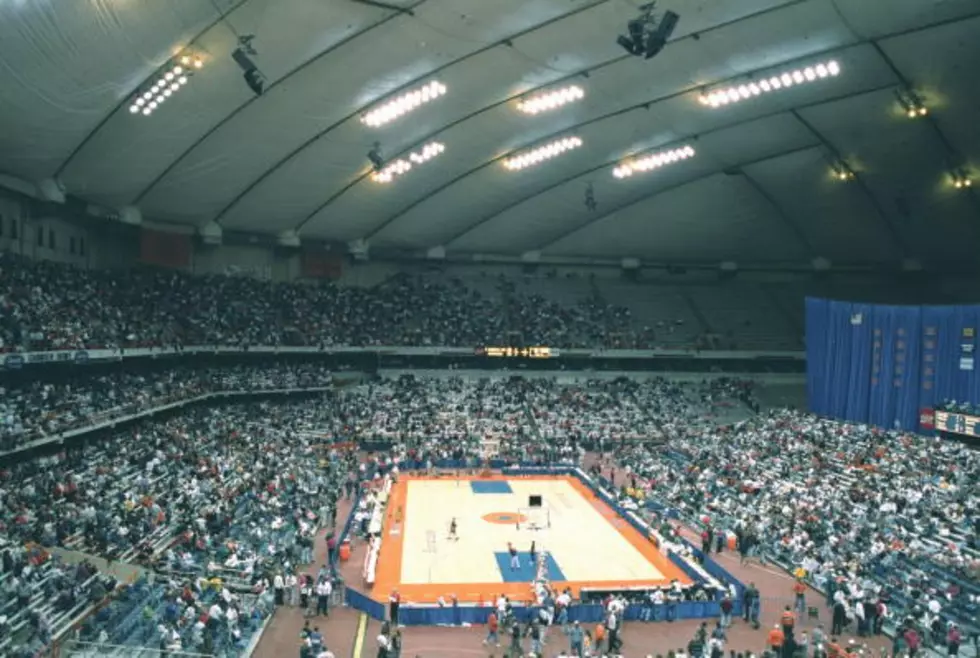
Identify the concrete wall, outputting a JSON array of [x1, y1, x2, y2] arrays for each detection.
[[0, 189, 137, 269]]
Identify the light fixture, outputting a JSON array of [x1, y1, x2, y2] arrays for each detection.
[[951, 169, 973, 189], [128, 53, 201, 117], [516, 85, 585, 115], [503, 137, 583, 171], [831, 161, 854, 182], [698, 59, 841, 109], [612, 144, 695, 179], [895, 88, 928, 118], [371, 142, 446, 184], [361, 81, 447, 128]]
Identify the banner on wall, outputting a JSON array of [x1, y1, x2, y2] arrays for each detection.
[[300, 249, 343, 279], [919, 408, 935, 430], [140, 228, 192, 268]]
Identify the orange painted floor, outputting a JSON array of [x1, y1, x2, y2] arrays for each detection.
[[368, 473, 689, 605]]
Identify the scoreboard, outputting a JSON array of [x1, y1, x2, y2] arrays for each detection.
[[475, 346, 558, 358], [932, 410, 980, 437]]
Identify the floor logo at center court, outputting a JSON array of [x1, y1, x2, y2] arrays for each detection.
[[482, 512, 528, 525]]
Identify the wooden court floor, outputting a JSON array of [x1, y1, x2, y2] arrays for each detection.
[[369, 474, 689, 604]]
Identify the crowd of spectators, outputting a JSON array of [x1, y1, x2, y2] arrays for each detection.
[[0, 362, 335, 452], [0, 543, 115, 658], [1, 252, 711, 353], [1, 398, 356, 656], [608, 409, 980, 651], [0, 353, 977, 657]]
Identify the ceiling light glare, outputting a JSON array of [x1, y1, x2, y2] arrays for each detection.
[[173, 66, 184, 75], [361, 80, 448, 128], [372, 142, 445, 183], [503, 136, 583, 171], [612, 144, 695, 179], [129, 105, 140, 114], [407, 141, 446, 164], [142, 108, 152, 116], [699, 59, 842, 109], [517, 85, 585, 115]]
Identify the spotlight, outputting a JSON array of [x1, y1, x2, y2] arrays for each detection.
[[895, 88, 928, 119], [951, 169, 972, 189], [831, 161, 854, 181], [617, 3, 679, 61], [232, 46, 264, 96]]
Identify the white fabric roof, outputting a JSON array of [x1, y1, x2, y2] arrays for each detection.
[[1, 0, 978, 265]]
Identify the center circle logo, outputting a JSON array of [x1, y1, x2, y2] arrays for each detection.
[[482, 511, 528, 525]]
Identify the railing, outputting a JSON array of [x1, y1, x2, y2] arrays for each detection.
[[59, 640, 215, 658], [0, 385, 335, 459]]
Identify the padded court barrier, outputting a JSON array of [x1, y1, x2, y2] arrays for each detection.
[[345, 588, 385, 620], [387, 600, 720, 626], [338, 464, 742, 625]]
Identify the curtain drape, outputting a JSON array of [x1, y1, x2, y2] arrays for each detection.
[[806, 298, 980, 430]]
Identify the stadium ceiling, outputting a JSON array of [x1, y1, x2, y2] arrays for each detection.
[[0, 0, 979, 267]]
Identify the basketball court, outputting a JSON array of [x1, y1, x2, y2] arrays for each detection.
[[370, 474, 689, 604]]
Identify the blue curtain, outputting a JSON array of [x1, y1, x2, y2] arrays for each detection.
[[807, 298, 980, 430], [844, 302, 873, 423]]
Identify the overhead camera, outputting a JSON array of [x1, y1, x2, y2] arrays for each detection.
[[617, 2, 679, 60], [584, 183, 597, 212], [232, 35, 265, 96], [367, 142, 385, 171]]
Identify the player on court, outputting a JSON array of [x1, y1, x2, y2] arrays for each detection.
[[448, 517, 459, 541]]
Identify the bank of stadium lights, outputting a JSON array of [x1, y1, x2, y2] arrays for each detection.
[[502, 137, 583, 171], [361, 81, 447, 128], [370, 142, 445, 183], [128, 54, 203, 117], [516, 85, 585, 115], [612, 144, 695, 179], [951, 169, 973, 190], [831, 161, 855, 182], [698, 60, 841, 109], [896, 89, 928, 118]]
